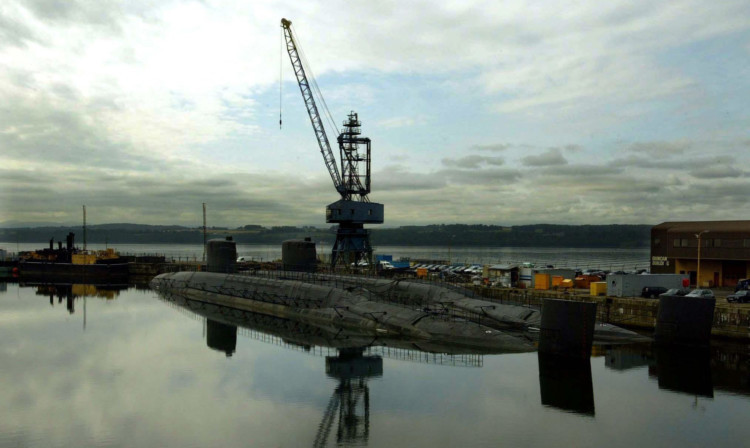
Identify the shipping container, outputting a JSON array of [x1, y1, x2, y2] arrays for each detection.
[[590, 282, 607, 296], [606, 273, 690, 298], [534, 273, 550, 290]]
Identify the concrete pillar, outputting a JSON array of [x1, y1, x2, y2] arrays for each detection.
[[207, 237, 237, 273], [539, 298, 597, 359], [655, 295, 715, 346]]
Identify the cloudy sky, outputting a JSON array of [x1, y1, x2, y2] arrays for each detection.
[[1, 0, 749, 228]]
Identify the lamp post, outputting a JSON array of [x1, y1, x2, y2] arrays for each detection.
[[695, 230, 709, 288]]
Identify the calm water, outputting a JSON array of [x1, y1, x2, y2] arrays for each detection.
[[1, 281, 749, 447], [1, 243, 650, 271]]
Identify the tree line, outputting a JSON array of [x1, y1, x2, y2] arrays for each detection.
[[0, 223, 651, 248]]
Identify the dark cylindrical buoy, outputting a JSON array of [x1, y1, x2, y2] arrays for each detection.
[[207, 237, 237, 273], [539, 298, 597, 359], [282, 238, 317, 272], [655, 295, 715, 346]]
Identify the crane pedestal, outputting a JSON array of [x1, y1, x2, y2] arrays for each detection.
[[331, 224, 373, 269]]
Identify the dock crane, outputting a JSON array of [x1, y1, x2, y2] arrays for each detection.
[[281, 18, 384, 269]]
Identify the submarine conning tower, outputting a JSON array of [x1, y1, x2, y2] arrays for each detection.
[[206, 237, 237, 274]]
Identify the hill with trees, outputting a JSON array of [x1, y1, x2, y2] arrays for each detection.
[[0, 223, 651, 248]]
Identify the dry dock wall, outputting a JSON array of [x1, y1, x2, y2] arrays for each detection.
[[468, 286, 750, 340]]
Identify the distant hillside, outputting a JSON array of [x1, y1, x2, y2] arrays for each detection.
[[0, 223, 652, 248]]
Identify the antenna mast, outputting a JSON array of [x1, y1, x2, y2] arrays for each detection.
[[82, 205, 87, 251]]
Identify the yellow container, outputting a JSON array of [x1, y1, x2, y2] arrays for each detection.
[[72, 253, 97, 265], [590, 282, 607, 296], [560, 279, 574, 289], [551, 275, 564, 287], [534, 273, 550, 290], [416, 268, 428, 278]]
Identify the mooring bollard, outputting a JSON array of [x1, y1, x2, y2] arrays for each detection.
[[539, 298, 597, 359], [655, 295, 715, 346], [206, 237, 237, 273]]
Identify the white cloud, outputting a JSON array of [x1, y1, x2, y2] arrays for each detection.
[[1, 0, 749, 226], [521, 148, 568, 167]]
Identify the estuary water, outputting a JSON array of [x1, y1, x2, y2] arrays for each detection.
[[2, 243, 650, 271], [1, 281, 749, 448]]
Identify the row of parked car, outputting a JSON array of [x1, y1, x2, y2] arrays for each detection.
[[641, 287, 716, 299], [408, 263, 484, 275], [640, 287, 750, 303]]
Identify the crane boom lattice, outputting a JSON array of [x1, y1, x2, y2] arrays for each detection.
[[281, 19, 344, 196]]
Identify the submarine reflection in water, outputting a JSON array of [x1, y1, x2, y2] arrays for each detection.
[[157, 290, 508, 447], [537, 354, 595, 416], [206, 319, 237, 357]]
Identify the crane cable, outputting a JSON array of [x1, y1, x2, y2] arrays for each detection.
[[279, 25, 283, 129], [291, 25, 339, 136]]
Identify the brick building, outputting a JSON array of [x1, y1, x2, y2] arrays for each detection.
[[650, 221, 750, 288]]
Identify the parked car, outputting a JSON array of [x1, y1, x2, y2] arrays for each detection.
[[727, 290, 750, 303], [735, 279, 750, 292], [641, 286, 668, 298], [685, 289, 715, 299], [378, 261, 394, 270], [658, 288, 689, 297]]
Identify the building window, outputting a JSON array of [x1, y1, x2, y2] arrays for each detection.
[[745, 239, 750, 248], [714, 239, 721, 247], [681, 238, 689, 247], [673, 239, 680, 248], [654, 238, 661, 246]]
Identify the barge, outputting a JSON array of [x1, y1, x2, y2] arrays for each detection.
[[18, 232, 129, 281]]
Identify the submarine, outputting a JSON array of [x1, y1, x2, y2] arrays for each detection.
[[151, 270, 537, 353], [151, 238, 648, 356]]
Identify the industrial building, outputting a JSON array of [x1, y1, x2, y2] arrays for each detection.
[[650, 221, 750, 288]]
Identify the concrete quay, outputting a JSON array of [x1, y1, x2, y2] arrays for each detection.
[[467, 286, 750, 340]]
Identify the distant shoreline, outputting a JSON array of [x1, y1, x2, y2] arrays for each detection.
[[0, 223, 652, 249]]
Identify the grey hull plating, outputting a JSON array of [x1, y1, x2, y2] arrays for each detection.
[[291, 274, 649, 344], [151, 271, 536, 353]]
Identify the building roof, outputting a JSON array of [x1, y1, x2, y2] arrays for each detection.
[[653, 221, 750, 233]]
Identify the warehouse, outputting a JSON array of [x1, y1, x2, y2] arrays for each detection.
[[650, 221, 750, 288]]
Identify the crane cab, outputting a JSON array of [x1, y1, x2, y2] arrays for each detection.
[[326, 200, 384, 224]]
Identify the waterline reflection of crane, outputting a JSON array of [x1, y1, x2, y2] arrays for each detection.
[[281, 18, 384, 270], [314, 347, 381, 447]]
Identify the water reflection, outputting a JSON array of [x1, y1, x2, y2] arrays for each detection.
[[653, 346, 713, 398], [604, 342, 750, 398], [157, 291, 505, 447], [2, 282, 750, 447], [26, 282, 129, 314], [537, 354, 595, 416], [206, 319, 237, 357], [317, 348, 382, 447]]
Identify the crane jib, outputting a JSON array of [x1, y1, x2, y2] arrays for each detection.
[[281, 20, 345, 196]]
